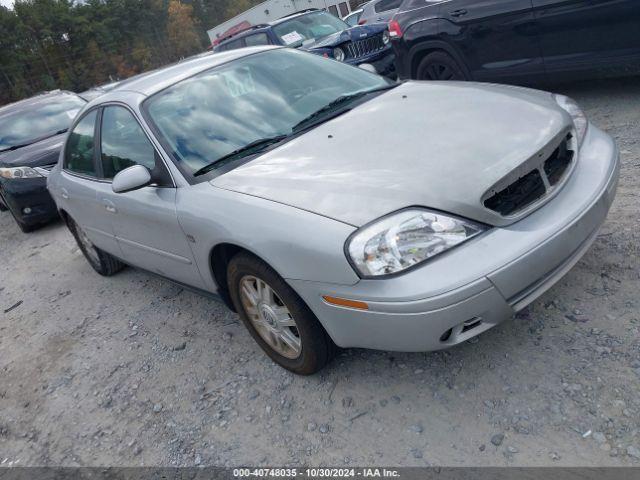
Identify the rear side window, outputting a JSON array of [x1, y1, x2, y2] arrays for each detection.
[[100, 106, 157, 179], [328, 5, 339, 17], [64, 110, 98, 176], [245, 33, 270, 46], [375, 0, 402, 13]]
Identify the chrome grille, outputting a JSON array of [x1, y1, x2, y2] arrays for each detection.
[[483, 133, 576, 217], [345, 34, 385, 59]]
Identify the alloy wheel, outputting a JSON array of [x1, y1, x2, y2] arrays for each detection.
[[239, 275, 302, 359]]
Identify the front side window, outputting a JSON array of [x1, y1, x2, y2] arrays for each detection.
[[100, 106, 156, 179], [339, 2, 350, 17], [273, 11, 349, 46], [0, 94, 85, 153], [64, 110, 98, 176], [145, 49, 391, 176]]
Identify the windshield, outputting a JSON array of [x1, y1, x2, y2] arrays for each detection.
[[273, 11, 350, 46], [0, 94, 86, 152], [145, 48, 392, 176]]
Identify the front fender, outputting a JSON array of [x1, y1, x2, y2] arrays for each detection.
[[176, 183, 360, 293]]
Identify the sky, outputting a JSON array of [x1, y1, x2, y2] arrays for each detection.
[[1, 0, 14, 9]]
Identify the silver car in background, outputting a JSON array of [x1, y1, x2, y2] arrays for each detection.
[[47, 46, 619, 374]]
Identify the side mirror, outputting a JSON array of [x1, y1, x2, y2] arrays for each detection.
[[112, 165, 152, 194], [358, 63, 377, 74]]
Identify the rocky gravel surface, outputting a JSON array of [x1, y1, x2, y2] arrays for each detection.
[[0, 76, 639, 467]]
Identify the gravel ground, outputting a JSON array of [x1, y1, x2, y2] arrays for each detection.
[[1, 76, 639, 468]]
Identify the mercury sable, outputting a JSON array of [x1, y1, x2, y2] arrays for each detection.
[[47, 47, 619, 374]]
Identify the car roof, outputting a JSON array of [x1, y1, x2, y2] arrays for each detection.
[[94, 46, 279, 100], [0, 90, 82, 117]]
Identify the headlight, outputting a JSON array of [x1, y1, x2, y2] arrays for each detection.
[[346, 209, 487, 277], [333, 47, 345, 62], [0, 166, 43, 179], [554, 94, 588, 146], [382, 30, 390, 45]]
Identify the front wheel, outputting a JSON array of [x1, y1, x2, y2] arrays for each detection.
[[416, 51, 468, 81], [227, 252, 336, 375], [67, 217, 125, 276]]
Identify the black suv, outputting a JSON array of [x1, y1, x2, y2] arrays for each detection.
[[389, 0, 640, 84], [0, 91, 86, 232]]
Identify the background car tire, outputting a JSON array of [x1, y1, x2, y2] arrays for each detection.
[[227, 252, 337, 375], [417, 51, 468, 81], [67, 217, 125, 276]]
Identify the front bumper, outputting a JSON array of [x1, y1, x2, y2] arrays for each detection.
[[0, 176, 59, 226], [289, 125, 619, 351], [347, 47, 396, 77]]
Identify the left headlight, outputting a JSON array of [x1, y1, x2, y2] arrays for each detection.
[[346, 208, 487, 278], [554, 94, 588, 146], [333, 47, 345, 62], [382, 30, 390, 45], [0, 167, 44, 179]]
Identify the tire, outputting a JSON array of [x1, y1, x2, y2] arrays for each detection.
[[227, 252, 336, 375], [67, 217, 125, 276], [416, 51, 468, 81]]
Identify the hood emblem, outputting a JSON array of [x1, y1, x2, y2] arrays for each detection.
[[359, 33, 367, 38]]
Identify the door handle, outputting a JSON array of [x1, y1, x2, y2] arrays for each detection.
[[102, 199, 117, 214], [61, 188, 69, 200], [450, 9, 468, 17]]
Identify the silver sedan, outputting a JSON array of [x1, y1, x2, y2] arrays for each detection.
[[47, 46, 619, 374]]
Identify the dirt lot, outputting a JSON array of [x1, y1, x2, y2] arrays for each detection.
[[1, 77, 639, 468]]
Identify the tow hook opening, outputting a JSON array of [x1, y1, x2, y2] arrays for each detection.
[[440, 317, 483, 343]]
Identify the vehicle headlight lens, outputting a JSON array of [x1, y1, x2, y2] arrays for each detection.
[[554, 94, 588, 146], [382, 30, 390, 45], [0, 166, 43, 179], [346, 209, 487, 277], [333, 47, 345, 62]]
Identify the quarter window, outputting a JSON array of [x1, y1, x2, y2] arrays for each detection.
[[64, 110, 98, 176], [100, 106, 157, 179], [245, 33, 270, 46]]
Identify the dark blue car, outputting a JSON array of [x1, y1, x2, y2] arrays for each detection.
[[214, 9, 395, 77]]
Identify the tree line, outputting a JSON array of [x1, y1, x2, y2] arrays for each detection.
[[0, 0, 260, 106]]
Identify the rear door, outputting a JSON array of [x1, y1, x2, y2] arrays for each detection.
[[531, 0, 640, 79], [442, 0, 544, 84], [96, 105, 204, 288]]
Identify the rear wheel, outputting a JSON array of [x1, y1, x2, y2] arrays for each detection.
[[416, 51, 468, 81], [227, 252, 336, 375], [67, 217, 125, 276]]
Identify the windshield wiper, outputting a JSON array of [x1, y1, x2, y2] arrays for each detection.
[[193, 134, 289, 177], [0, 129, 68, 154], [292, 84, 397, 133]]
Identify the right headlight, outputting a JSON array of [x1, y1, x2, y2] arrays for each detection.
[[333, 47, 345, 62], [554, 94, 588, 146], [346, 208, 487, 278]]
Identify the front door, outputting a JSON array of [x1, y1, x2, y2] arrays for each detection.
[[96, 105, 204, 288], [443, 0, 544, 84]]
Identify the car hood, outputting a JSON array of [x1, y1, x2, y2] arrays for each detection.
[[211, 82, 573, 228], [302, 23, 386, 50], [0, 133, 64, 168]]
